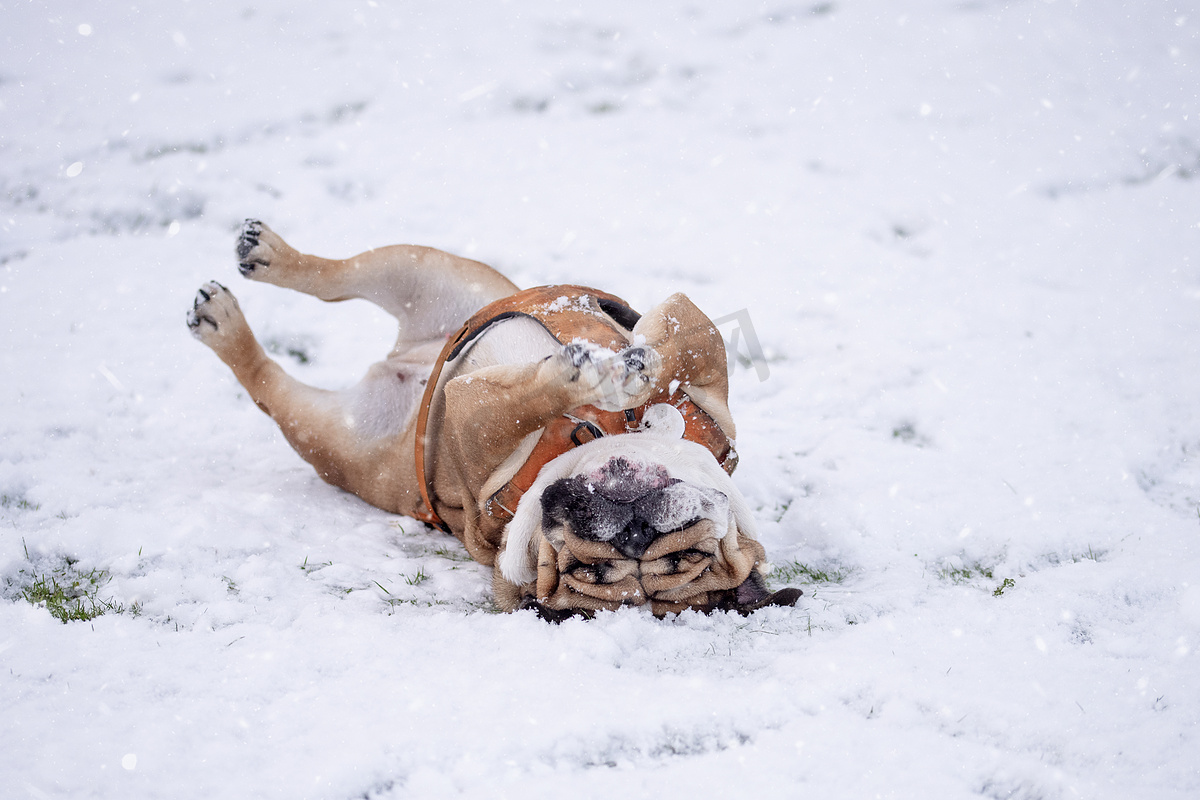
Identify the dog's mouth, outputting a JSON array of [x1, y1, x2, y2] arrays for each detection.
[[527, 457, 801, 618]]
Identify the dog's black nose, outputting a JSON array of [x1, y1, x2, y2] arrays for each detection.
[[541, 469, 681, 559], [589, 456, 672, 504]]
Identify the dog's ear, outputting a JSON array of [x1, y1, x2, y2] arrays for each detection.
[[518, 597, 595, 623], [731, 569, 803, 614], [631, 292, 736, 439]]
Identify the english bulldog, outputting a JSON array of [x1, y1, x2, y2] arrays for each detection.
[[187, 221, 801, 619]]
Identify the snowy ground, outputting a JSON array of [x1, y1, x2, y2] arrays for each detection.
[[3, 1, 1199, 797]]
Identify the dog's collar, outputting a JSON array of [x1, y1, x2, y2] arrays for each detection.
[[411, 285, 736, 533]]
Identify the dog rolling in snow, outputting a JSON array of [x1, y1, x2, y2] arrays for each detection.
[[188, 221, 800, 618]]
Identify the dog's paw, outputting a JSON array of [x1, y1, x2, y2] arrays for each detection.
[[561, 341, 593, 369], [617, 346, 657, 386], [235, 219, 288, 279], [601, 345, 661, 410], [187, 281, 250, 352], [562, 342, 660, 411]]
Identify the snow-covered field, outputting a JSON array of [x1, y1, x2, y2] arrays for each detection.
[[3, 1, 1199, 797]]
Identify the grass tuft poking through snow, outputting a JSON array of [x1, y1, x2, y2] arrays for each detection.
[[770, 559, 850, 586], [1, 493, 41, 512], [5, 557, 140, 624]]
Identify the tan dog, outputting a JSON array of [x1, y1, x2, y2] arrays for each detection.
[[188, 221, 800, 618]]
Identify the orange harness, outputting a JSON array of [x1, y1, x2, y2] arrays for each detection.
[[412, 286, 737, 532]]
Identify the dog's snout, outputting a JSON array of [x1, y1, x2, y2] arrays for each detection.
[[541, 457, 722, 560], [611, 516, 656, 559], [590, 456, 673, 504], [542, 479, 672, 558], [544, 482, 667, 556]]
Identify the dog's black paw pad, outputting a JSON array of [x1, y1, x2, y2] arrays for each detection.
[[563, 342, 593, 369], [191, 281, 227, 307], [236, 219, 273, 277], [186, 307, 213, 333], [187, 281, 228, 335], [621, 346, 648, 372], [187, 281, 241, 341], [236, 219, 262, 260], [763, 587, 803, 608]]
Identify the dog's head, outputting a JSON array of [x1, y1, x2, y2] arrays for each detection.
[[497, 404, 799, 617]]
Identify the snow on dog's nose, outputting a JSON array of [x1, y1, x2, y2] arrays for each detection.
[[540, 456, 729, 559], [587, 456, 673, 502]]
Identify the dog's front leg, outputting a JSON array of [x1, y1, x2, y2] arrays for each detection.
[[441, 343, 656, 490]]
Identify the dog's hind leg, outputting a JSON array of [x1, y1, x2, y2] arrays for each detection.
[[187, 281, 422, 513], [234, 220, 518, 353]]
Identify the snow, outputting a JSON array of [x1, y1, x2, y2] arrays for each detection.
[[2, 0, 1199, 797]]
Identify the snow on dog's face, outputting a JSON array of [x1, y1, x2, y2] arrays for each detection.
[[498, 405, 777, 616]]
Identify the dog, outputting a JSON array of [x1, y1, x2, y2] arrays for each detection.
[[187, 221, 800, 618]]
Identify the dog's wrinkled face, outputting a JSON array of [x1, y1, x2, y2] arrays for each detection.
[[499, 414, 795, 617], [536, 455, 755, 614]]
